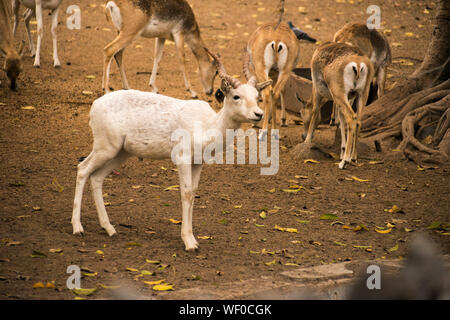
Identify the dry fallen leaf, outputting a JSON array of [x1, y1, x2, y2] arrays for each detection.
[[169, 218, 182, 225], [152, 284, 174, 291]]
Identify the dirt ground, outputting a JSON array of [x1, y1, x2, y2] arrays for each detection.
[[0, 0, 448, 300]]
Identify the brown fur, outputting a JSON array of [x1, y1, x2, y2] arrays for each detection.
[[0, 0, 22, 90], [303, 41, 375, 169], [333, 22, 391, 97], [102, 0, 215, 96], [247, 22, 300, 129]]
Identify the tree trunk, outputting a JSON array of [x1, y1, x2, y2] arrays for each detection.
[[361, 0, 450, 165]]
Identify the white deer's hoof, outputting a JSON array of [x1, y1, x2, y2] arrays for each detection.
[[72, 223, 84, 235], [103, 225, 117, 236], [183, 236, 199, 251], [53, 60, 61, 68], [338, 160, 347, 169]]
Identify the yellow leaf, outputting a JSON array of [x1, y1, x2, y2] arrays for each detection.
[[234, 205, 242, 209], [144, 279, 165, 285], [259, 211, 267, 219], [164, 185, 179, 191], [387, 243, 399, 252], [95, 250, 104, 255], [73, 288, 96, 296], [351, 176, 370, 182], [264, 259, 277, 266], [145, 259, 161, 264], [198, 235, 212, 240], [375, 228, 393, 234], [82, 90, 93, 95], [282, 188, 300, 193], [125, 267, 139, 272], [274, 225, 298, 233], [385, 205, 403, 213], [82, 272, 98, 277], [304, 159, 320, 164], [169, 218, 182, 224], [45, 282, 56, 288], [152, 284, 174, 291], [33, 282, 45, 289], [404, 32, 414, 37], [266, 188, 276, 193], [49, 248, 62, 253], [85, 75, 96, 79], [391, 42, 402, 47], [21, 106, 35, 110]]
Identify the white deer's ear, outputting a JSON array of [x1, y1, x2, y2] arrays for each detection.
[[256, 80, 273, 92]]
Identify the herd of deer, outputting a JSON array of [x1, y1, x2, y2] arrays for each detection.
[[1, 0, 392, 251]]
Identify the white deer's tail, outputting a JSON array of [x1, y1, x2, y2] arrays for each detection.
[[105, 1, 122, 31]]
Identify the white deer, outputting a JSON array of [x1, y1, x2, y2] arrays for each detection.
[[71, 48, 272, 251]]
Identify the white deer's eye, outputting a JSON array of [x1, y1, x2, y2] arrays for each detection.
[[233, 95, 240, 100]]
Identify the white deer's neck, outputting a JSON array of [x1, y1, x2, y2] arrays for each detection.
[[211, 103, 241, 134]]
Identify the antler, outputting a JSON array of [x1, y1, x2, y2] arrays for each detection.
[[204, 47, 241, 89], [243, 50, 257, 87]]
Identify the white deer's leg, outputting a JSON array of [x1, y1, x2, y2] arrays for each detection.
[[149, 37, 165, 93], [90, 150, 129, 236], [173, 33, 197, 99], [50, 6, 60, 67], [12, 0, 20, 36], [33, 0, 43, 67], [114, 49, 129, 89], [23, 9, 36, 57], [72, 149, 118, 234], [178, 163, 198, 251]]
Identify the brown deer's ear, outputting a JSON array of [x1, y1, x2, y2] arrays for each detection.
[[256, 80, 273, 92]]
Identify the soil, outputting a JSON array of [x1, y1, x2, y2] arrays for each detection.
[[0, 0, 448, 299]]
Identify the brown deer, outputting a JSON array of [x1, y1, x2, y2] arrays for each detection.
[[301, 41, 374, 169], [102, 0, 217, 97], [0, 0, 23, 90], [245, 0, 300, 139]]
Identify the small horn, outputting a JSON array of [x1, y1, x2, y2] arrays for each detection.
[[204, 47, 241, 89], [243, 50, 257, 87]]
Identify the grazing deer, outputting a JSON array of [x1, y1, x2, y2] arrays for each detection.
[[102, 0, 217, 97], [301, 41, 374, 169], [245, 1, 301, 138], [333, 22, 391, 99], [246, 22, 300, 136], [0, 0, 23, 90], [12, 0, 62, 68], [71, 48, 271, 251]]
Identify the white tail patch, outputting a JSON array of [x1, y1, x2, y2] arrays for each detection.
[[106, 1, 122, 31], [263, 41, 276, 73], [343, 62, 368, 93]]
